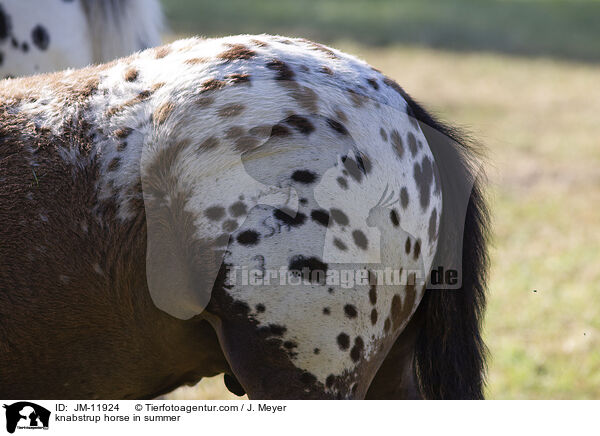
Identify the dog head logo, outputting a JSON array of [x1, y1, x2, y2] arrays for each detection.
[[3, 402, 50, 433]]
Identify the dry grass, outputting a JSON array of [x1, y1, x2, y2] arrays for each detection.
[[164, 42, 600, 400]]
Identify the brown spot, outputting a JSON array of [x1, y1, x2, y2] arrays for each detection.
[[217, 103, 246, 118], [379, 127, 388, 142], [266, 59, 295, 81], [251, 39, 268, 47], [184, 57, 209, 65], [248, 125, 271, 137], [197, 96, 214, 108], [225, 73, 251, 84], [153, 102, 175, 125], [219, 44, 256, 61], [124, 67, 138, 82], [334, 109, 348, 123], [302, 40, 338, 59], [347, 88, 367, 107], [151, 82, 165, 91], [290, 85, 319, 113], [225, 126, 245, 139], [107, 157, 120, 172], [235, 136, 260, 153], [106, 88, 156, 117], [201, 78, 227, 92], [114, 127, 133, 139], [154, 45, 170, 59], [116, 142, 127, 152], [320, 66, 333, 75], [199, 136, 219, 149]]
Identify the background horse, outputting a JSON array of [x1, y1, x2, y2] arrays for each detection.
[[0, 0, 163, 78], [0, 35, 489, 399]]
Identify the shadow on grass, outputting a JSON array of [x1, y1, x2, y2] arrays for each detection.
[[163, 0, 600, 63]]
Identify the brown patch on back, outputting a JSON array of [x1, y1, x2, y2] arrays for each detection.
[[153, 102, 175, 125], [390, 273, 418, 330], [154, 45, 171, 59], [219, 44, 256, 61], [266, 59, 295, 81], [347, 88, 368, 107], [184, 57, 209, 65], [124, 67, 138, 82], [290, 86, 319, 113], [217, 103, 246, 118]]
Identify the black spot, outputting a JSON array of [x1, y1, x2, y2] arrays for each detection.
[[390, 209, 400, 227], [414, 239, 421, 259], [0, 6, 11, 41], [31, 25, 50, 50], [323, 307, 331, 315], [259, 323, 287, 337], [291, 169, 317, 184], [405, 237, 411, 254], [326, 375, 335, 388], [370, 309, 378, 325], [255, 303, 266, 313], [337, 333, 350, 350], [285, 114, 315, 134], [366, 78, 379, 90], [11, 37, 17, 48], [352, 230, 368, 250], [368, 273, 377, 305], [270, 123, 291, 137], [356, 153, 372, 174], [391, 129, 403, 159], [222, 220, 238, 232], [407, 132, 418, 157], [273, 208, 306, 227], [327, 287, 334, 294], [344, 304, 358, 319], [311, 209, 330, 227], [414, 156, 434, 210], [313, 348, 320, 355], [428, 208, 438, 242], [284, 341, 298, 350], [333, 238, 347, 251], [326, 118, 348, 135], [205, 206, 225, 221], [299, 197, 308, 205], [228, 201, 247, 217], [330, 208, 349, 226], [384, 317, 391, 332], [337, 177, 348, 189], [400, 187, 409, 209], [21, 41, 28, 52], [350, 336, 364, 362], [237, 230, 260, 245], [288, 255, 328, 284]]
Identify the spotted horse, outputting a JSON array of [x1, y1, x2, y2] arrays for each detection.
[[0, 35, 490, 399], [0, 0, 163, 78]]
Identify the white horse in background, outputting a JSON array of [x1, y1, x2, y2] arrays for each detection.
[[0, 0, 164, 78]]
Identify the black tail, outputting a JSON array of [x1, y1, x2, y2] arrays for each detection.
[[402, 91, 490, 399]]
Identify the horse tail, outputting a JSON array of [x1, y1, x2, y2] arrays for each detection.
[[80, 0, 164, 63], [401, 90, 490, 399]]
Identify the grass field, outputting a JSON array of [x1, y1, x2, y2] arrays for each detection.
[[161, 0, 600, 399]]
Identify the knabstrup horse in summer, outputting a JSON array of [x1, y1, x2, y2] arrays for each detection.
[[0, 34, 489, 399]]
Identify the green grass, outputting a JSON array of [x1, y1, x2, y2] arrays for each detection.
[[162, 0, 600, 62]]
